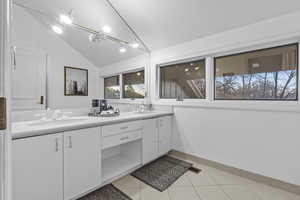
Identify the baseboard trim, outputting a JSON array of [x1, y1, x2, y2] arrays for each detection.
[[169, 150, 300, 195]]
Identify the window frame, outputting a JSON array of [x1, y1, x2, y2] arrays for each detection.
[[157, 56, 209, 103], [101, 68, 145, 103], [154, 41, 300, 111], [104, 75, 121, 99], [213, 43, 299, 101], [159, 58, 207, 100], [122, 69, 145, 99]]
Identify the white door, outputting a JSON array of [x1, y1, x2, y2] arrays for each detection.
[[158, 116, 172, 156], [142, 119, 159, 164], [12, 134, 63, 200], [64, 127, 101, 200], [11, 47, 47, 111]]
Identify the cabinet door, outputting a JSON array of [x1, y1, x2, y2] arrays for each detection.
[[12, 134, 63, 200], [11, 47, 47, 111], [142, 119, 159, 164], [158, 116, 172, 156], [64, 127, 101, 200]]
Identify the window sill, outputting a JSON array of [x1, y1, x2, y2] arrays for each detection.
[[106, 99, 145, 104], [153, 99, 300, 113]]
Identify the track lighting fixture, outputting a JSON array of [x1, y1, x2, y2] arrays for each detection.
[[119, 47, 127, 53], [52, 25, 63, 34], [102, 25, 112, 33], [60, 10, 74, 25], [14, 2, 148, 53]]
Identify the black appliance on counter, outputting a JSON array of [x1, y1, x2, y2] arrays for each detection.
[[91, 99, 112, 114]]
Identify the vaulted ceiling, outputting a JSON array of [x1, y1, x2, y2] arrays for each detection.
[[13, 0, 300, 67], [110, 0, 300, 50]]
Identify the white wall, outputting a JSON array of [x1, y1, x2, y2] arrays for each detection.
[[12, 5, 100, 110], [150, 11, 300, 186], [99, 11, 300, 186]]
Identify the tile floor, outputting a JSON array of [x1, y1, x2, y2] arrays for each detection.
[[113, 155, 300, 200]]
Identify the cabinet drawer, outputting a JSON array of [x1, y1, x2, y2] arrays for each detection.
[[102, 130, 142, 149], [102, 121, 142, 137]]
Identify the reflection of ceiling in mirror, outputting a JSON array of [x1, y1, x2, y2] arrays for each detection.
[[13, 0, 148, 67]]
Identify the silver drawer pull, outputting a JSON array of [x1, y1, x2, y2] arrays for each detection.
[[120, 136, 129, 140], [68, 136, 72, 148], [55, 138, 59, 152], [120, 126, 128, 130]]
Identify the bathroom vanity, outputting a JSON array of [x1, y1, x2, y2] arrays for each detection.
[[11, 111, 173, 200]]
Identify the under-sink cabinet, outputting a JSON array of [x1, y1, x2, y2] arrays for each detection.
[[12, 115, 173, 200], [142, 116, 172, 164], [12, 127, 101, 200], [63, 127, 101, 200], [13, 133, 64, 200]]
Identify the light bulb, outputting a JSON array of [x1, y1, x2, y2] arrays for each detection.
[[60, 14, 73, 25], [131, 43, 139, 48], [52, 25, 63, 34], [102, 25, 112, 33], [119, 47, 127, 53]]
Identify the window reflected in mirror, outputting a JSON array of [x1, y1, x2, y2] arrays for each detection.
[[123, 70, 145, 99], [104, 76, 120, 99]]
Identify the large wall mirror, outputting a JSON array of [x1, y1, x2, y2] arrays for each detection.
[[11, 0, 150, 111]]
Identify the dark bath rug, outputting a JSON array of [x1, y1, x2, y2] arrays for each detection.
[[131, 155, 195, 192], [78, 184, 132, 200]]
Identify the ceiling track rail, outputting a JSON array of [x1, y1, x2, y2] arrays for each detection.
[[105, 0, 151, 53]]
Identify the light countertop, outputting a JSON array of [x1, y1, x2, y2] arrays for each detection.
[[12, 111, 173, 139]]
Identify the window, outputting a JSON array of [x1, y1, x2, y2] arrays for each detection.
[[160, 59, 206, 99], [104, 76, 120, 99], [215, 44, 298, 100], [123, 70, 145, 98]]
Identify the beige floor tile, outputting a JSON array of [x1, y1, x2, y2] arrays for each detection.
[[168, 187, 201, 200], [169, 173, 193, 188], [113, 175, 141, 190], [140, 184, 170, 200], [221, 185, 262, 200], [119, 188, 141, 200], [186, 171, 217, 186], [195, 186, 231, 200]]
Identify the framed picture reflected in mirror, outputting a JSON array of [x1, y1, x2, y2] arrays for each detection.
[[64, 66, 88, 96]]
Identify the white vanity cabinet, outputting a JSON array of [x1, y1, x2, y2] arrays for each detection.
[[158, 116, 172, 156], [12, 114, 173, 200], [142, 116, 172, 164], [12, 133, 64, 200], [142, 118, 159, 164], [13, 127, 102, 200], [63, 127, 101, 200]]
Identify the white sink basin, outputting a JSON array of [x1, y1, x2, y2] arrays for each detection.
[[28, 117, 90, 126]]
